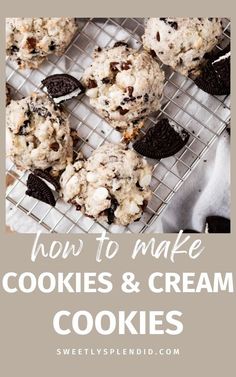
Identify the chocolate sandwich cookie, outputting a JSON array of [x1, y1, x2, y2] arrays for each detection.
[[26, 173, 56, 206], [133, 118, 189, 160], [194, 45, 230, 95], [41, 74, 85, 104]]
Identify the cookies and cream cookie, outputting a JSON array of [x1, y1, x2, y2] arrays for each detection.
[[143, 18, 222, 77], [60, 142, 152, 225], [6, 18, 77, 69], [82, 43, 165, 141], [6, 93, 73, 176]]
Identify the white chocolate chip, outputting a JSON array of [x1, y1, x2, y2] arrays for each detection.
[[139, 174, 152, 187], [193, 37, 203, 49], [127, 201, 140, 215], [86, 171, 98, 183], [93, 187, 108, 202], [116, 71, 135, 88], [86, 87, 98, 98]]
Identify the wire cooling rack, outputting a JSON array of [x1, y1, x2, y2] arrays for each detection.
[[5, 18, 231, 233]]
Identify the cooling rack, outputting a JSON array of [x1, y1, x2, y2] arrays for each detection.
[[5, 18, 231, 233]]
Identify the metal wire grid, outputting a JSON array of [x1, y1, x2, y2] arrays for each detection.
[[5, 18, 231, 233]]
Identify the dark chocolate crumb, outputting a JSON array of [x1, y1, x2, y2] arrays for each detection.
[[102, 77, 110, 84], [87, 79, 98, 89], [121, 60, 132, 70], [114, 41, 129, 48], [50, 142, 60, 151], [116, 106, 129, 115], [110, 62, 119, 72]]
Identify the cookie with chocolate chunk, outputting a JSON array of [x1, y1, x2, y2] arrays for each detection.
[[60, 142, 152, 226], [6, 18, 77, 69], [143, 18, 222, 77], [133, 118, 189, 159], [194, 45, 230, 95], [6, 93, 73, 176], [82, 43, 164, 141]]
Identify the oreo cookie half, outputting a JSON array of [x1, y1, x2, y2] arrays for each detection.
[[33, 169, 60, 191], [133, 118, 189, 160], [183, 216, 230, 233], [41, 74, 85, 104], [205, 216, 230, 233], [195, 45, 230, 95], [26, 173, 56, 206]]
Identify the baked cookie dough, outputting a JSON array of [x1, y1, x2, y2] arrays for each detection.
[[143, 18, 222, 76], [6, 93, 73, 176], [82, 43, 164, 140], [60, 142, 152, 225], [6, 18, 77, 69]]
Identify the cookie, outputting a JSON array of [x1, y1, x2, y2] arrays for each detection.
[[6, 93, 73, 176], [82, 43, 164, 140], [133, 118, 189, 159], [6, 18, 77, 69], [26, 173, 56, 206], [143, 18, 222, 77], [194, 45, 230, 95], [60, 143, 152, 226], [41, 74, 85, 104]]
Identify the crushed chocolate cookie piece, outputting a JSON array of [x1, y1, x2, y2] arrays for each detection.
[[156, 32, 160, 42], [102, 77, 110, 84], [49, 41, 56, 51], [106, 197, 119, 224], [11, 45, 19, 53], [114, 41, 129, 48], [144, 93, 149, 102]]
